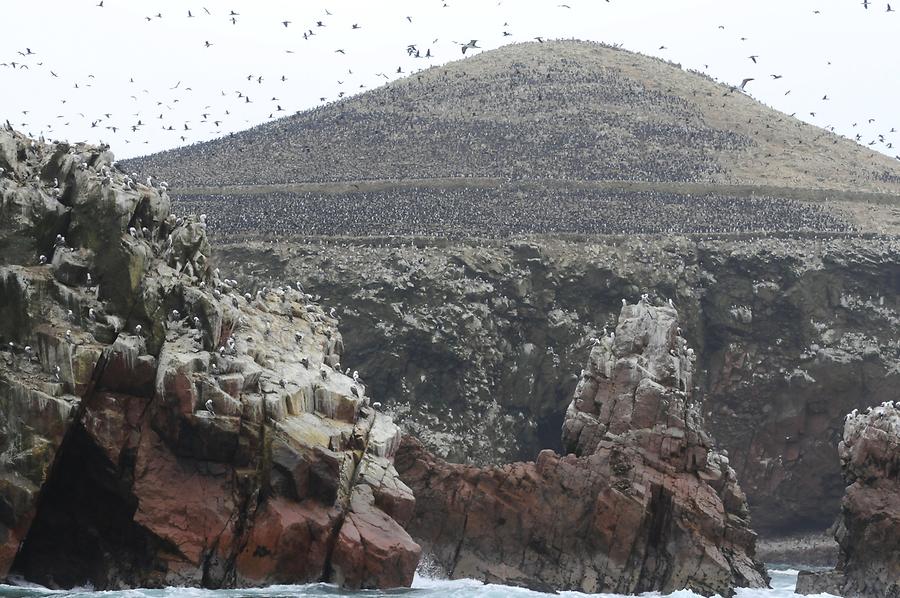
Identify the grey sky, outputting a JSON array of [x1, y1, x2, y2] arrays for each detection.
[[1, 0, 898, 160]]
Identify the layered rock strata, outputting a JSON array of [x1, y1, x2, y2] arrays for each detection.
[[396, 300, 768, 596], [797, 402, 900, 598], [0, 128, 419, 589]]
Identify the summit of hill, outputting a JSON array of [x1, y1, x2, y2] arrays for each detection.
[[122, 40, 900, 237], [126, 40, 900, 193]]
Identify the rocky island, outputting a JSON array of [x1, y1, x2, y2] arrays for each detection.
[[3, 36, 900, 598]]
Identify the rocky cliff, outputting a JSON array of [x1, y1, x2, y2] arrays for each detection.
[[0, 128, 419, 589], [797, 402, 900, 598], [395, 300, 768, 596], [215, 236, 900, 535]]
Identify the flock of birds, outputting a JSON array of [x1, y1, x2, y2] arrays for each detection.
[[176, 186, 854, 239], [0, 1, 898, 162]]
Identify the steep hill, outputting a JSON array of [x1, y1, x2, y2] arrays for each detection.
[[127, 40, 900, 194]]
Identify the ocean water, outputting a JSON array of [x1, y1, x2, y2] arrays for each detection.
[[0, 568, 835, 598]]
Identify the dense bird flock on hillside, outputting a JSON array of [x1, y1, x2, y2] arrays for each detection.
[[125, 41, 900, 196], [178, 187, 853, 238]]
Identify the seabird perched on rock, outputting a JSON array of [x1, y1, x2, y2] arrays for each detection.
[[205, 399, 216, 416], [352, 370, 360, 382], [171, 309, 180, 320], [591, 337, 601, 346], [66, 309, 74, 321], [372, 401, 382, 410], [320, 365, 328, 379], [135, 324, 142, 335], [88, 308, 97, 320], [65, 329, 72, 341], [193, 316, 201, 328], [301, 356, 309, 369], [39, 254, 46, 265], [54, 365, 61, 382], [621, 298, 627, 306], [350, 385, 360, 398]]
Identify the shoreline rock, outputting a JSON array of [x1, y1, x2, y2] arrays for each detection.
[[0, 128, 419, 590], [797, 402, 900, 598], [396, 300, 769, 596]]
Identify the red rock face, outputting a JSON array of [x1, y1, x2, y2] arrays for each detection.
[[0, 129, 419, 590], [397, 302, 768, 596], [797, 403, 900, 598]]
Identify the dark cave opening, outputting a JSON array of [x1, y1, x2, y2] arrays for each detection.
[[11, 425, 157, 589], [533, 408, 564, 457]]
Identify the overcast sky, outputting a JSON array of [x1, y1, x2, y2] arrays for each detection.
[[1, 0, 898, 160]]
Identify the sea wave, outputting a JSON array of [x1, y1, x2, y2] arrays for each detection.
[[0, 567, 841, 598]]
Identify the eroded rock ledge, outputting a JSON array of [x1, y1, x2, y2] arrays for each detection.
[[396, 300, 768, 596], [0, 128, 419, 589], [797, 402, 900, 598]]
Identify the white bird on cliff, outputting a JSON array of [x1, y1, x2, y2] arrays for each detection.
[[38, 254, 46, 265], [54, 365, 61, 382], [205, 399, 216, 416], [320, 365, 328, 379], [134, 324, 142, 335]]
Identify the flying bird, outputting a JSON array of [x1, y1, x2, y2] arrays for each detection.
[[461, 39, 480, 54], [740, 77, 754, 90]]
